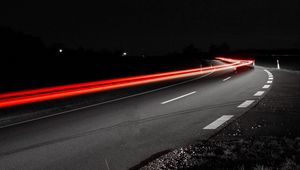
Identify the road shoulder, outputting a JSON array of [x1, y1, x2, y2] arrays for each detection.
[[133, 68, 300, 170]]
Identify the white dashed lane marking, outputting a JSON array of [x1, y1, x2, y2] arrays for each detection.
[[254, 91, 265, 96], [264, 69, 272, 74], [237, 100, 255, 108], [105, 159, 110, 170], [264, 69, 273, 78], [223, 77, 231, 81], [161, 91, 196, 104], [206, 69, 271, 130], [203, 115, 234, 129]]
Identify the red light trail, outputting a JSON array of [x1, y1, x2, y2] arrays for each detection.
[[0, 58, 253, 108]]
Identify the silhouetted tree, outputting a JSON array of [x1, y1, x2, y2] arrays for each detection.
[[182, 44, 202, 58]]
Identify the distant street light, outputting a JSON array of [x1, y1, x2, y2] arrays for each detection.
[[122, 52, 127, 56], [59, 49, 63, 53]]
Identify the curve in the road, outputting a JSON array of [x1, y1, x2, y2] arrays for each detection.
[[0, 58, 253, 108], [0, 59, 272, 170]]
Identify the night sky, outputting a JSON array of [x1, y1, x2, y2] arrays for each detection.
[[1, 0, 299, 55]]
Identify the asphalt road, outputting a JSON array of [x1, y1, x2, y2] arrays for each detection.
[[0, 64, 271, 170]]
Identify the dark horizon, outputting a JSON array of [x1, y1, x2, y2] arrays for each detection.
[[1, 0, 299, 55]]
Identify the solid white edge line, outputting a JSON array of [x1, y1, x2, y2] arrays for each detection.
[[203, 115, 234, 129], [161, 91, 196, 104], [223, 76, 231, 81], [0, 71, 214, 129], [254, 91, 265, 96], [237, 100, 255, 108]]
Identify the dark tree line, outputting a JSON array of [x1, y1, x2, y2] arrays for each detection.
[[1, 26, 298, 92], [0, 26, 208, 92]]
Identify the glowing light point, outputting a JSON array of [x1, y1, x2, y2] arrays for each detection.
[[59, 49, 63, 53], [122, 52, 127, 56]]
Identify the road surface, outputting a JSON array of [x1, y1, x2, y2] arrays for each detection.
[[0, 64, 272, 170]]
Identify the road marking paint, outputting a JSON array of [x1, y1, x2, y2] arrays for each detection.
[[263, 85, 270, 89], [105, 159, 110, 170], [238, 100, 255, 108], [203, 115, 234, 129], [223, 76, 231, 81], [254, 91, 265, 96], [161, 91, 196, 104], [264, 70, 274, 78], [0, 72, 214, 129], [267, 81, 272, 84], [269, 77, 273, 80]]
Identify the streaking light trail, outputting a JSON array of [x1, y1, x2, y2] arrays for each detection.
[[0, 58, 253, 108]]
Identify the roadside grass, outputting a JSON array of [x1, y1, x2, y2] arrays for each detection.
[[139, 137, 300, 170]]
